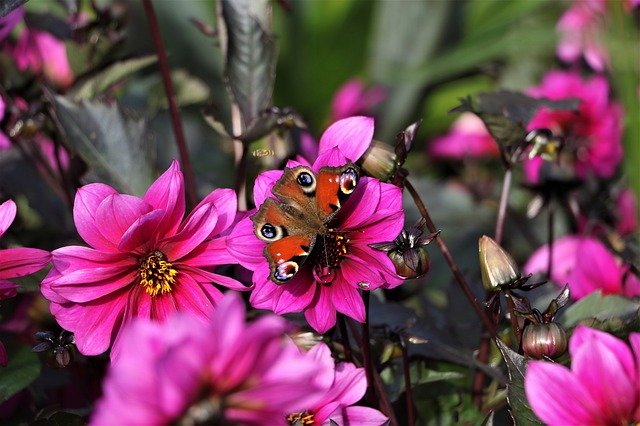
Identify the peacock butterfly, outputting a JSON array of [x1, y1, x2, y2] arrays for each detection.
[[251, 163, 359, 284]]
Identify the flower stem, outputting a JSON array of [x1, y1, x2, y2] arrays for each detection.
[[472, 332, 490, 407], [231, 104, 248, 211], [400, 337, 415, 426], [494, 167, 512, 245], [505, 291, 521, 346], [547, 201, 555, 279], [142, 0, 197, 208], [337, 313, 353, 363], [404, 178, 496, 337], [361, 290, 374, 397]]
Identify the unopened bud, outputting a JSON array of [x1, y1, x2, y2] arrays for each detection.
[[479, 235, 521, 292], [359, 140, 398, 181], [522, 322, 567, 359]]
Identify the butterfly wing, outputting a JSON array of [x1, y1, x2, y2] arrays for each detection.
[[252, 198, 316, 283], [314, 163, 359, 219]]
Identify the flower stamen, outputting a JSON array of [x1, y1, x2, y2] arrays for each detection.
[[286, 411, 315, 425], [139, 251, 177, 297]]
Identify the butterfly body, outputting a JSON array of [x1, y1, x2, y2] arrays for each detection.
[[252, 164, 359, 284]]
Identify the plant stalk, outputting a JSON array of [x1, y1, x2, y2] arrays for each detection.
[[401, 338, 416, 426], [494, 167, 512, 245]]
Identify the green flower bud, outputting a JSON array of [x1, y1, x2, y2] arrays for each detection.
[[522, 322, 567, 359], [478, 235, 521, 292], [359, 140, 398, 181]]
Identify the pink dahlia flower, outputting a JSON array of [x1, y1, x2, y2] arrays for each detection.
[[331, 79, 387, 122], [91, 293, 326, 425], [428, 112, 500, 160], [0, 95, 9, 150], [524, 71, 623, 183], [41, 160, 247, 359], [10, 28, 73, 88], [616, 188, 638, 237], [556, 0, 608, 72], [228, 117, 404, 333], [0, 199, 51, 366], [524, 235, 640, 300], [287, 342, 387, 425], [526, 325, 640, 425]]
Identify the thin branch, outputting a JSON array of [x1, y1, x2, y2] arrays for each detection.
[[404, 178, 496, 336], [142, 0, 197, 208], [494, 168, 512, 245], [401, 338, 416, 426], [547, 201, 555, 279]]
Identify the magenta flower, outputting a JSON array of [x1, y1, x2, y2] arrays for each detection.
[[331, 79, 387, 122], [526, 325, 640, 425], [287, 342, 387, 425], [556, 0, 608, 71], [0, 199, 51, 366], [0, 95, 9, 150], [228, 117, 404, 333], [10, 27, 73, 88], [524, 71, 623, 182], [428, 112, 500, 160], [524, 235, 640, 300], [41, 160, 247, 359], [91, 293, 326, 426]]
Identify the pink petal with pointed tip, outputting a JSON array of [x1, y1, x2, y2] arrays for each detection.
[[317, 116, 374, 163], [330, 362, 367, 406], [177, 264, 249, 291], [49, 269, 137, 304], [0, 280, 19, 300], [0, 247, 50, 279], [307, 342, 336, 390], [314, 146, 350, 168], [73, 184, 119, 251], [523, 236, 584, 286], [96, 194, 152, 248], [338, 178, 381, 229], [117, 209, 165, 254], [180, 236, 238, 267], [143, 160, 185, 236], [271, 269, 316, 315], [195, 188, 237, 236], [226, 217, 265, 269], [570, 241, 623, 298], [305, 287, 337, 334], [329, 279, 365, 322], [0, 199, 17, 237], [253, 170, 283, 206], [161, 204, 218, 261]]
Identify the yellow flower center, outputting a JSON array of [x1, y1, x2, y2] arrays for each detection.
[[286, 411, 315, 425], [139, 251, 177, 297]]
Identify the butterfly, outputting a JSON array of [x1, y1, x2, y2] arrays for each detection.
[[251, 163, 359, 284]]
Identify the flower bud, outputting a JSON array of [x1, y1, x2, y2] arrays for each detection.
[[526, 128, 563, 161], [522, 322, 567, 359], [359, 140, 398, 181], [478, 235, 521, 292], [389, 246, 430, 279]]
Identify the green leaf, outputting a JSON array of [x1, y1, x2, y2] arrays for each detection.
[[70, 56, 157, 101], [380, 361, 464, 402], [0, 344, 41, 402], [495, 339, 544, 425], [559, 291, 640, 328], [33, 411, 85, 426], [221, 0, 276, 128], [53, 96, 155, 195]]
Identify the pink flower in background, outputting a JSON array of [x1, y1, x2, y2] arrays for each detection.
[[524, 71, 623, 183], [524, 235, 640, 300], [91, 294, 325, 426], [41, 161, 246, 359], [616, 188, 638, 236], [228, 117, 404, 333], [10, 28, 73, 88], [287, 342, 388, 425], [526, 325, 640, 425], [556, 0, 608, 71], [428, 113, 500, 160], [33, 134, 70, 173], [0, 96, 9, 150], [0, 6, 23, 41], [331, 79, 386, 121], [0, 199, 51, 366]]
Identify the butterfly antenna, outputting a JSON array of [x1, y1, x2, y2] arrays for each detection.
[[322, 234, 330, 269]]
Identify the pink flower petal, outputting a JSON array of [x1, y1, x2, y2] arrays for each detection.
[[0, 280, 19, 300], [117, 209, 165, 254], [332, 406, 389, 426], [226, 217, 265, 269], [180, 236, 238, 267], [0, 247, 50, 279], [177, 265, 249, 291], [316, 116, 374, 164], [570, 240, 623, 298], [194, 188, 237, 237], [143, 160, 185, 237], [338, 178, 381, 229], [161, 203, 218, 261], [525, 361, 599, 425], [305, 287, 337, 334], [96, 194, 153, 248], [307, 342, 336, 390], [523, 235, 584, 285], [73, 184, 119, 251], [0, 199, 17, 237], [253, 170, 283, 207]]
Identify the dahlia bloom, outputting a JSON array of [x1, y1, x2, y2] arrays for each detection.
[[524, 71, 623, 183], [287, 342, 387, 425], [331, 79, 386, 121], [616, 188, 638, 237], [10, 27, 73, 88], [524, 235, 640, 300], [41, 161, 246, 359], [428, 113, 499, 160], [228, 117, 404, 333], [0, 199, 51, 366], [91, 294, 325, 426], [0, 95, 9, 150], [526, 325, 640, 425]]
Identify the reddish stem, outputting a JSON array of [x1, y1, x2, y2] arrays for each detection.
[[142, 0, 197, 208], [401, 338, 416, 426]]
